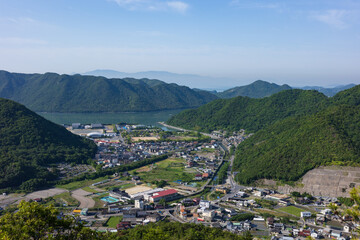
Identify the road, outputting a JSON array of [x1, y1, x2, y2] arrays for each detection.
[[158, 122, 220, 139]]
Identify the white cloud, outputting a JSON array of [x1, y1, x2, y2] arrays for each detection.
[[110, 0, 188, 13], [166, 1, 188, 13], [312, 9, 348, 29]]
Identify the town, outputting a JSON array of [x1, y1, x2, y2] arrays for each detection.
[[0, 122, 357, 240]]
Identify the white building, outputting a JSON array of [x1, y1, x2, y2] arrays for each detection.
[[300, 212, 312, 218]]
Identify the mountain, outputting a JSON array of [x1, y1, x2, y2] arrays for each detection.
[[0, 98, 97, 191], [299, 84, 356, 97], [0, 70, 218, 113], [217, 80, 292, 99], [168, 85, 360, 184], [83, 69, 235, 90], [234, 104, 360, 184], [167, 89, 328, 133]]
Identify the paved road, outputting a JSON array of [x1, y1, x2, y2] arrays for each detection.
[[158, 122, 220, 139], [71, 189, 95, 208]]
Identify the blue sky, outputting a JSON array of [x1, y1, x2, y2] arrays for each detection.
[[0, 0, 359, 87]]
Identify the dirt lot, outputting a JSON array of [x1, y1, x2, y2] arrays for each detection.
[[25, 188, 68, 200], [131, 137, 159, 142], [125, 185, 152, 195], [71, 189, 95, 208]]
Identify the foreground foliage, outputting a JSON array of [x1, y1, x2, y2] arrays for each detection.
[[0, 98, 96, 191], [0, 201, 252, 240]]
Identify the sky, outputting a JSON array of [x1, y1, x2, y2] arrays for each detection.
[[0, 0, 359, 87]]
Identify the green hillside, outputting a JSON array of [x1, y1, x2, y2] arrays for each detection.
[[217, 80, 292, 99], [0, 70, 218, 113], [0, 98, 97, 191], [234, 105, 360, 184], [168, 89, 328, 132]]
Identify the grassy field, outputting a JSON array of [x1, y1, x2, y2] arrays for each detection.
[[105, 216, 123, 228], [49, 192, 79, 207], [131, 158, 196, 183], [82, 186, 101, 193], [56, 177, 109, 191], [278, 206, 305, 217], [103, 182, 136, 191]]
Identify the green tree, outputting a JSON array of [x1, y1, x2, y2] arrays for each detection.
[[0, 201, 109, 240]]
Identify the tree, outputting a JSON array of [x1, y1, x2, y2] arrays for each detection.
[[159, 198, 166, 207], [0, 201, 110, 239]]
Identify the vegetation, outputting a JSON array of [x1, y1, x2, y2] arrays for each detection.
[[234, 104, 360, 184], [278, 206, 305, 217], [170, 84, 360, 184], [105, 216, 123, 228], [230, 213, 255, 221], [0, 70, 218, 112], [338, 197, 354, 207], [0, 201, 251, 240], [118, 221, 252, 240], [56, 154, 168, 187], [131, 158, 196, 184], [0, 98, 97, 192], [215, 162, 229, 185], [0, 201, 111, 239], [217, 80, 291, 99], [168, 89, 328, 133]]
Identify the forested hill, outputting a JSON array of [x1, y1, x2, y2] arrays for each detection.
[[167, 89, 329, 132], [0, 98, 97, 191], [217, 80, 292, 99], [0, 70, 218, 113], [234, 104, 360, 184]]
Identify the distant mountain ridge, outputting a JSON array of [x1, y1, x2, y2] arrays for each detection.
[[0, 98, 96, 191], [0, 70, 218, 113], [216, 80, 292, 99], [83, 69, 235, 90], [299, 84, 356, 97]]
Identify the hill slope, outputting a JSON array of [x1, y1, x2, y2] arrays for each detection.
[[217, 80, 292, 99], [0, 98, 97, 191], [167, 89, 328, 132], [0, 70, 218, 113], [234, 105, 360, 184]]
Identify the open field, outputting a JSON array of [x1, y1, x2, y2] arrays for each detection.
[[105, 216, 123, 228], [131, 158, 196, 183], [82, 186, 102, 193], [25, 188, 67, 200], [71, 189, 95, 208], [277, 206, 305, 217], [125, 185, 152, 195], [52, 192, 79, 207], [132, 137, 159, 141], [56, 177, 109, 191]]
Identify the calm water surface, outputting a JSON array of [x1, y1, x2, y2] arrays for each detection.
[[38, 110, 183, 128]]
